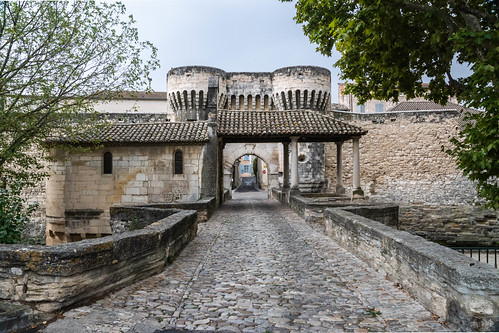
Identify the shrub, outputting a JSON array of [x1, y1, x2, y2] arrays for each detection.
[[0, 181, 38, 244]]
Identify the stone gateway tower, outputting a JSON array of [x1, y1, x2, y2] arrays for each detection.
[[167, 65, 333, 192]]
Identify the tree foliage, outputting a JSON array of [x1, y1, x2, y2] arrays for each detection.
[[0, 1, 159, 187], [284, 0, 498, 208], [0, 180, 38, 244]]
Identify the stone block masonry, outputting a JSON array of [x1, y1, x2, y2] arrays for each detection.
[[324, 207, 499, 331], [399, 204, 499, 246], [327, 110, 476, 205], [286, 192, 399, 228], [46, 144, 205, 245], [0, 208, 197, 330]]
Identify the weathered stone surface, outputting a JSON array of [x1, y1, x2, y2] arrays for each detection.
[[287, 192, 399, 228], [42, 192, 450, 333], [0, 302, 34, 333], [327, 110, 477, 204], [324, 207, 499, 331], [0, 208, 198, 327], [46, 144, 206, 244], [399, 204, 499, 246]]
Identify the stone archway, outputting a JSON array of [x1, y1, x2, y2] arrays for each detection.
[[223, 143, 281, 191]]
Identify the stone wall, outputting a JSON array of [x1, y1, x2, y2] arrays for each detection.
[[399, 204, 499, 246], [46, 144, 205, 245], [324, 207, 499, 331], [287, 193, 399, 228], [326, 110, 476, 205], [115, 197, 217, 225], [298, 142, 326, 192], [0, 208, 197, 329]]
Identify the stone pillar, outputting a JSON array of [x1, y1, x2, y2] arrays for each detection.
[[217, 139, 225, 207], [282, 142, 290, 190], [352, 137, 364, 197], [336, 141, 345, 194], [45, 150, 67, 245], [290, 136, 299, 191]]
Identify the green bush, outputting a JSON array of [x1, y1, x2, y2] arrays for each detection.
[[0, 181, 38, 244]]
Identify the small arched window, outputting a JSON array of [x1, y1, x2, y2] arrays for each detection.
[[174, 150, 183, 175], [103, 152, 112, 174]]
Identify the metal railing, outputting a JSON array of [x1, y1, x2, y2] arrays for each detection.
[[451, 247, 498, 269]]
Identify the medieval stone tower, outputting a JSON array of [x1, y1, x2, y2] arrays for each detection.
[[167, 65, 332, 192], [166, 65, 331, 119]]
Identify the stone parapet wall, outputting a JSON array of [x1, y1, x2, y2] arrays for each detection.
[[324, 207, 499, 331], [0, 208, 197, 328], [326, 110, 476, 205], [288, 193, 398, 228], [399, 204, 499, 246], [122, 197, 217, 224], [109, 206, 180, 233]]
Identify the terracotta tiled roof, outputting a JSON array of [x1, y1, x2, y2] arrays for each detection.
[[91, 91, 168, 100], [217, 110, 367, 138], [388, 101, 461, 112], [63, 122, 209, 144], [388, 101, 482, 130]]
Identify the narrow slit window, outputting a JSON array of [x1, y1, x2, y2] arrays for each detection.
[[103, 152, 112, 174], [174, 150, 183, 174]]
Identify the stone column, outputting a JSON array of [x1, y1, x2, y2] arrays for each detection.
[[282, 142, 290, 190], [290, 136, 299, 191], [217, 139, 225, 207], [352, 137, 364, 197], [335, 141, 345, 194], [45, 149, 67, 245]]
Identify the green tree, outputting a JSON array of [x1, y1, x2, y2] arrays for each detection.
[[0, 180, 38, 244], [284, 0, 498, 209], [0, 1, 159, 241]]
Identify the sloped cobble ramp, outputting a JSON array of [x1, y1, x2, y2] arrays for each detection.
[[43, 191, 451, 332]]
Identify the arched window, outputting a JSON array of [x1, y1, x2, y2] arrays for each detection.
[[357, 104, 366, 113], [103, 152, 112, 174], [174, 150, 183, 175]]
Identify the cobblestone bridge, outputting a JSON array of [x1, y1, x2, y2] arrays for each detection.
[[43, 190, 451, 333]]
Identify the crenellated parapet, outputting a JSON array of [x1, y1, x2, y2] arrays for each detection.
[[167, 66, 228, 121], [166, 65, 332, 120], [272, 66, 331, 112]]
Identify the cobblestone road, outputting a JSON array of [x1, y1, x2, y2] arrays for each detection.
[[43, 191, 452, 333]]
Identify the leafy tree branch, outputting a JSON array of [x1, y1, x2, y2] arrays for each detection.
[[283, 0, 498, 208]]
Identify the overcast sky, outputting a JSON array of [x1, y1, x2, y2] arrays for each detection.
[[123, 0, 342, 101]]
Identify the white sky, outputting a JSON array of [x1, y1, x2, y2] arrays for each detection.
[[123, 0, 471, 104], [123, 0, 342, 101]]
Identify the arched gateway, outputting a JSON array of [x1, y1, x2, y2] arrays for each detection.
[[216, 109, 368, 203]]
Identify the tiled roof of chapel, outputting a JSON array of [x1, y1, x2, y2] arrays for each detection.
[[57, 121, 209, 144], [217, 110, 367, 138]]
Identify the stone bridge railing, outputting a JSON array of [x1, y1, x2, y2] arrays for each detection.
[[325, 207, 499, 331], [0, 207, 198, 331]]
